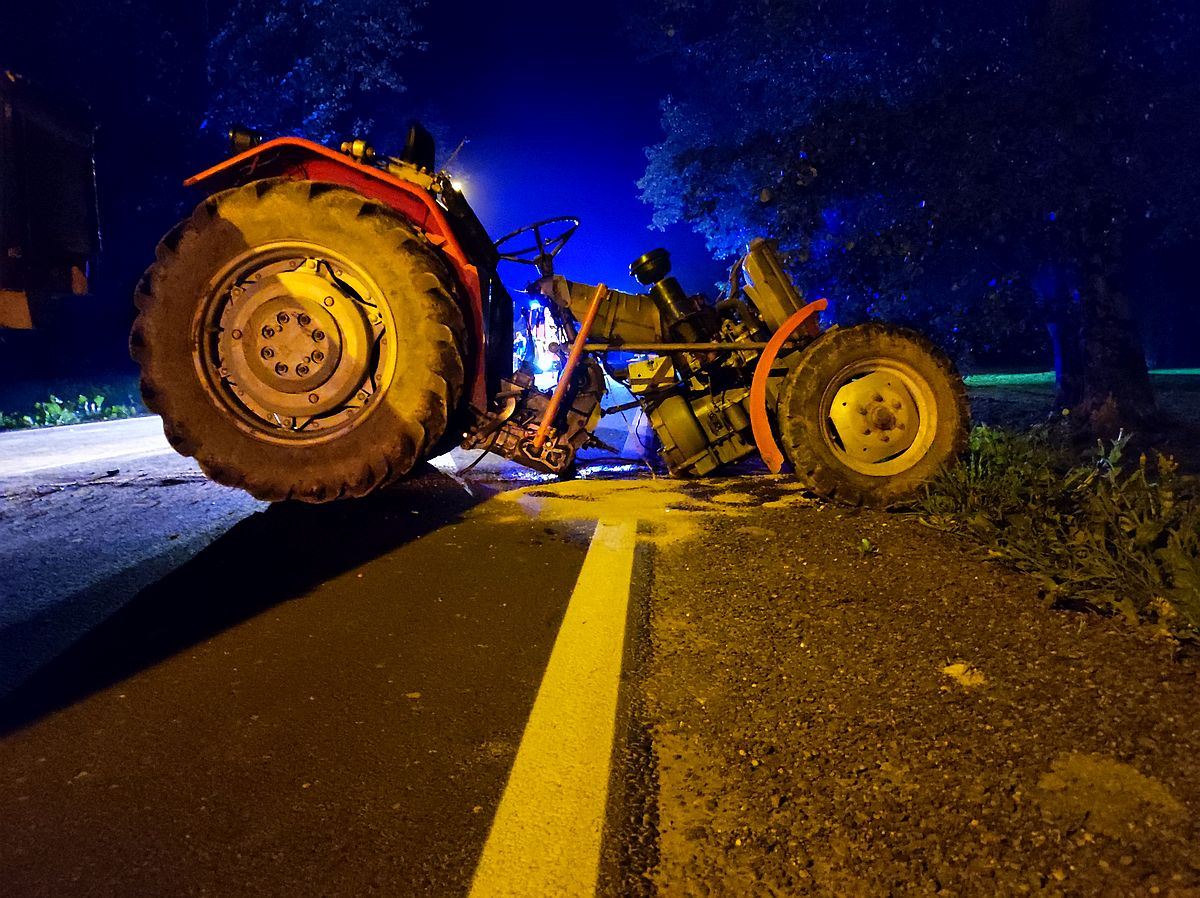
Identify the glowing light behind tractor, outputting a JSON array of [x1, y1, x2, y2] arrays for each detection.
[[404, 4, 727, 294]]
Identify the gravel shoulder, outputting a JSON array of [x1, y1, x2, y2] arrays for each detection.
[[639, 375, 1200, 897], [639, 479, 1199, 897]]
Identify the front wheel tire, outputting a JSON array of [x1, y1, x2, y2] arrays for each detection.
[[776, 323, 969, 506]]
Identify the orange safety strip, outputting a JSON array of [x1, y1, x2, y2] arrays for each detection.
[[185, 139, 467, 269], [748, 299, 829, 473], [533, 284, 608, 452], [186, 137, 372, 187]]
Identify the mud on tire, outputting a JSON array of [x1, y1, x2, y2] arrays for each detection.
[[776, 323, 968, 506], [130, 178, 466, 503]]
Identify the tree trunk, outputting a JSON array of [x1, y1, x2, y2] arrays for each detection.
[[1072, 261, 1156, 438], [1039, 0, 1157, 438], [1044, 244, 1156, 437]]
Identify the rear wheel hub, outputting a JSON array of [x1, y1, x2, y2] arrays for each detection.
[[203, 249, 390, 441]]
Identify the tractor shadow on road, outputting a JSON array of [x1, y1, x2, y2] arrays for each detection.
[[0, 465, 494, 735]]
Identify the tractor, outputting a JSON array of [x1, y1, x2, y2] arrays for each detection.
[[130, 125, 968, 506]]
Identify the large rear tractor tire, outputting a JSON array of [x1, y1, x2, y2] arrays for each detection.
[[130, 178, 466, 503], [776, 323, 968, 506]]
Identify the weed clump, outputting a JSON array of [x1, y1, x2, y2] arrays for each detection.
[[0, 392, 143, 430], [918, 426, 1200, 640]]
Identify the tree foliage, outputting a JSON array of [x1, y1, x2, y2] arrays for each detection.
[[206, 0, 428, 141], [637, 0, 1200, 427]]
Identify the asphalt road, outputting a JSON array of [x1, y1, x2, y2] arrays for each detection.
[[0, 416, 651, 897], [4, 415, 1199, 897]]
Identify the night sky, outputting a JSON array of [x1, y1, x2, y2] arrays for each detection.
[[402, 2, 727, 293], [2, 0, 1196, 383], [0, 0, 728, 385], [0, 0, 732, 297]]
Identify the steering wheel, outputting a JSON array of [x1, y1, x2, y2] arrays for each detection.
[[494, 217, 579, 278]]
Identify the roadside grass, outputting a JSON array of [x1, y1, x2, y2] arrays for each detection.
[[917, 425, 1200, 641], [0, 379, 145, 430]]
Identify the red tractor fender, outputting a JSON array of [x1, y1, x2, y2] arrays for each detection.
[[185, 137, 487, 408]]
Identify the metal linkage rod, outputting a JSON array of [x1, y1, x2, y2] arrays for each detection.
[[533, 283, 608, 451], [582, 341, 794, 352]]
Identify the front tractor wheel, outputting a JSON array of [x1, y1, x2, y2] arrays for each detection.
[[130, 178, 466, 502], [776, 323, 968, 506]]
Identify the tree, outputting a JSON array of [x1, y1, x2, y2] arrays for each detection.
[[205, 0, 428, 142], [636, 0, 1200, 434]]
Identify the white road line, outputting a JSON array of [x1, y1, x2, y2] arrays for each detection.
[[1, 442, 177, 476], [468, 518, 637, 898], [0, 417, 174, 476]]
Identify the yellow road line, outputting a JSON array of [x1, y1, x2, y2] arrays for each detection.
[[468, 519, 637, 898]]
